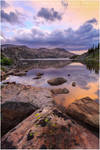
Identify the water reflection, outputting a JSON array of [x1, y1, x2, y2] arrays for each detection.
[[80, 60, 99, 74], [4, 60, 99, 108]]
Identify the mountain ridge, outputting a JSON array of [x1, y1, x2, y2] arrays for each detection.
[[1, 44, 75, 62]]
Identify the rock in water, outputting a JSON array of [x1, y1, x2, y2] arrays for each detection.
[[66, 97, 99, 129], [68, 74, 70, 76], [72, 82, 76, 87], [51, 88, 69, 95], [48, 77, 67, 86], [33, 76, 41, 79], [36, 73, 44, 76]]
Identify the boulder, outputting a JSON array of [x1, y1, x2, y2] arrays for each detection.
[[66, 97, 99, 129], [72, 82, 76, 87], [1, 101, 37, 136], [51, 88, 69, 95], [48, 77, 67, 86]]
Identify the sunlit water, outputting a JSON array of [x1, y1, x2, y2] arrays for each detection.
[[3, 61, 99, 108]]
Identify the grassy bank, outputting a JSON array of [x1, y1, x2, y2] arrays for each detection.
[[1, 55, 13, 66]]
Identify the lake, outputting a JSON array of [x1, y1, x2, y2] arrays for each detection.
[[4, 60, 99, 108]]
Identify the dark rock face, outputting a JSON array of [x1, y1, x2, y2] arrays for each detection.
[[48, 77, 67, 86], [51, 88, 69, 95], [1, 101, 37, 136], [66, 97, 99, 129]]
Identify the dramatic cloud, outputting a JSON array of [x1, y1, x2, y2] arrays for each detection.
[[1, 10, 23, 24], [61, 0, 68, 8], [37, 8, 62, 21], [86, 18, 97, 24], [2, 18, 99, 50], [1, 0, 9, 8]]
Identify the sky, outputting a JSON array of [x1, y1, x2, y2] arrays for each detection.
[[0, 0, 99, 53]]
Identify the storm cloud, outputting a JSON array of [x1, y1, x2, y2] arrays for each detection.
[[2, 18, 99, 50], [86, 18, 97, 24], [37, 8, 62, 21], [1, 0, 9, 8], [1, 10, 22, 24]]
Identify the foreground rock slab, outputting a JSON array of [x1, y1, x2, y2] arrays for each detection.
[[48, 77, 67, 86], [66, 97, 99, 129], [1, 107, 99, 149]]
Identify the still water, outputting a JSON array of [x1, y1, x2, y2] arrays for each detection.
[[4, 60, 99, 107]]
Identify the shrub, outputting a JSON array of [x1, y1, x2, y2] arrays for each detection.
[[1, 57, 13, 66]]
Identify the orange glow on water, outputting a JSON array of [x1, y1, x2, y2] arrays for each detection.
[[54, 80, 99, 108]]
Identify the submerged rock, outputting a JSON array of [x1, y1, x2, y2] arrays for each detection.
[[51, 88, 69, 95], [72, 82, 76, 87], [66, 97, 99, 129], [48, 77, 67, 86], [36, 72, 44, 76], [68, 74, 70, 76], [33, 76, 41, 79], [1, 101, 37, 136]]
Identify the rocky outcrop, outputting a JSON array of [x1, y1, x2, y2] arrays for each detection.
[[48, 77, 67, 86], [66, 97, 99, 129], [1, 83, 99, 149], [51, 88, 69, 95], [1, 101, 37, 136], [1, 107, 99, 149], [1, 83, 53, 108]]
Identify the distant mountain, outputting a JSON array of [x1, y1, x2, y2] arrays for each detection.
[[1, 45, 75, 62]]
